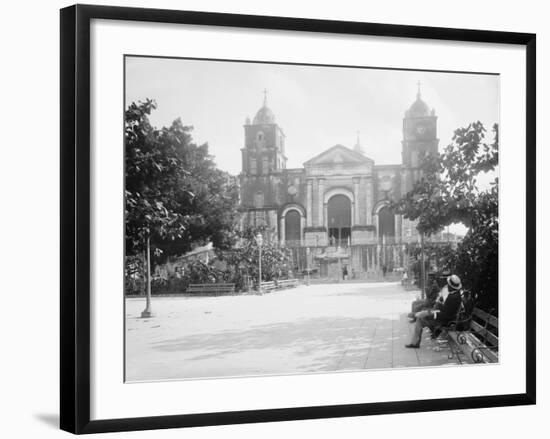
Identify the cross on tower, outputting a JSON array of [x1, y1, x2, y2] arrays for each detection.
[[416, 80, 422, 98], [262, 88, 268, 105]]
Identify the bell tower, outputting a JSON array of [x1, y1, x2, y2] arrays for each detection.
[[241, 90, 287, 176], [239, 91, 287, 238], [401, 82, 439, 191]]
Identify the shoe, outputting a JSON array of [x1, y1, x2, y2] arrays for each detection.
[[405, 343, 420, 348]]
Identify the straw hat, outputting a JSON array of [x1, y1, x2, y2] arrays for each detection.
[[447, 274, 462, 291]]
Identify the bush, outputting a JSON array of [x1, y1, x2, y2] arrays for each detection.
[[125, 255, 144, 295]]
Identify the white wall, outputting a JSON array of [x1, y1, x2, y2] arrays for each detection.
[[0, 0, 546, 437]]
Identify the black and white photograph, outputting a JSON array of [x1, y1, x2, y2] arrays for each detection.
[[124, 56, 500, 382], [0, 0, 544, 436]]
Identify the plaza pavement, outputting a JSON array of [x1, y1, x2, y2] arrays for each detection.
[[125, 281, 463, 382]]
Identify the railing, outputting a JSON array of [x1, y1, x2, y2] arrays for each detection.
[[281, 238, 351, 248], [279, 236, 460, 248], [327, 238, 350, 248], [283, 240, 303, 248], [281, 237, 458, 247]]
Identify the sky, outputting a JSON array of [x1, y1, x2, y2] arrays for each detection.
[[125, 56, 499, 177]]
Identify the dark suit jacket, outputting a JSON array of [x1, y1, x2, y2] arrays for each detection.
[[435, 290, 462, 325]]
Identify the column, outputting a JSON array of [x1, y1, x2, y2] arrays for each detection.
[[317, 178, 325, 227], [365, 246, 371, 273], [300, 215, 306, 245], [306, 179, 313, 227], [365, 176, 373, 225], [279, 216, 285, 246], [352, 177, 360, 226], [396, 214, 402, 243], [400, 168, 407, 196]]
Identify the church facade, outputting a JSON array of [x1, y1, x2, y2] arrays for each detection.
[[238, 87, 440, 276]]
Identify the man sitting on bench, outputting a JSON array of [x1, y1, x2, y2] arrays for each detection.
[[405, 275, 463, 349], [407, 277, 440, 323]]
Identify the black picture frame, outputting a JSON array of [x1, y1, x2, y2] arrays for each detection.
[[60, 4, 536, 434]]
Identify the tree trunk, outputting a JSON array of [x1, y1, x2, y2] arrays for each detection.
[[258, 245, 262, 293], [141, 234, 155, 318], [420, 231, 426, 300]]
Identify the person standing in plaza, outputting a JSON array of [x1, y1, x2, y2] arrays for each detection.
[[401, 270, 409, 286]]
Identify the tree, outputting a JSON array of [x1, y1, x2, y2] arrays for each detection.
[[392, 122, 499, 311], [151, 141, 240, 264], [125, 100, 239, 314], [218, 226, 293, 290]]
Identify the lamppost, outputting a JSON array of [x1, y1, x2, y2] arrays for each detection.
[[255, 233, 263, 294], [306, 247, 310, 286], [337, 244, 342, 283], [141, 234, 155, 318], [420, 231, 426, 300]]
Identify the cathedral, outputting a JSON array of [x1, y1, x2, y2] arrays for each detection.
[[238, 86, 439, 277]]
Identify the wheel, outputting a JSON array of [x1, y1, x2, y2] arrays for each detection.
[[472, 349, 484, 363]]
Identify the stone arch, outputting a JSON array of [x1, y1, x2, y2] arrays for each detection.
[[324, 190, 354, 246], [372, 200, 395, 242], [281, 203, 306, 218], [322, 187, 355, 233], [372, 199, 390, 216], [323, 187, 355, 205], [279, 204, 306, 246]]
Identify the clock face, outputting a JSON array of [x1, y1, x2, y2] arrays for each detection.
[[416, 124, 427, 136], [287, 185, 297, 196]]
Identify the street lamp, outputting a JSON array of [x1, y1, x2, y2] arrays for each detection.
[[255, 233, 263, 294], [306, 247, 311, 286], [420, 230, 426, 300]]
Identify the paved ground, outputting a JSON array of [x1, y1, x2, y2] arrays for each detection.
[[125, 282, 463, 382]]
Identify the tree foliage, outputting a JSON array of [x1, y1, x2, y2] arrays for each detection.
[[392, 122, 499, 311], [217, 226, 294, 289], [125, 99, 193, 253], [181, 259, 223, 284], [394, 121, 498, 234], [125, 99, 239, 259]]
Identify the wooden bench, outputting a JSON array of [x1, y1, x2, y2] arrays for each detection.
[[447, 307, 499, 364], [277, 279, 299, 289], [186, 283, 235, 296], [260, 281, 277, 292]]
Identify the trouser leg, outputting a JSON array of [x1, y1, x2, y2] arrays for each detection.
[[410, 319, 423, 345], [410, 310, 432, 345], [411, 299, 429, 314]]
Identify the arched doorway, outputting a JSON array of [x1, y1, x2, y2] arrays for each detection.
[[327, 194, 351, 246], [284, 210, 301, 244], [378, 206, 395, 242]]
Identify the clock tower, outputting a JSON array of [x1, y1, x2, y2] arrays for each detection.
[[401, 82, 439, 191], [241, 90, 287, 177], [239, 91, 287, 239]]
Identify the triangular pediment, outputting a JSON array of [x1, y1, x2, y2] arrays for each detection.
[[304, 144, 373, 166]]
